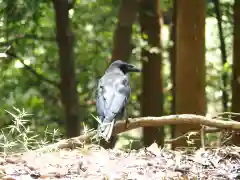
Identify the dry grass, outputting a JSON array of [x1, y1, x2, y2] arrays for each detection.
[[1, 109, 240, 179]]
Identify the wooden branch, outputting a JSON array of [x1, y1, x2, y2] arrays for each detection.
[[113, 114, 240, 134], [36, 114, 240, 152]]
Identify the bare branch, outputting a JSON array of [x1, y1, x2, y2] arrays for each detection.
[[0, 34, 55, 46], [217, 112, 240, 117], [35, 114, 240, 151], [113, 114, 240, 134], [6, 51, 59, 88], [165, 131, 192, 144]]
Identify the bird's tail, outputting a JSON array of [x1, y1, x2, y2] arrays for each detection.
[[98, 120, 115, 142]]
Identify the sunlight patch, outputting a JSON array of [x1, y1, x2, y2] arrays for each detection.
[[15, 59, 31, 68]]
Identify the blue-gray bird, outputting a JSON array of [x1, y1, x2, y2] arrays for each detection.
[[96, 60, 141, 142]]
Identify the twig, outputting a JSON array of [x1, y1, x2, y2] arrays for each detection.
[[217, 112, 240, 116], [165, 127, 221, 144], [221, 132, 234, 146], [5, 51, 59, 88], [165, 131, 191, 143], [0, 34, 55, 46], [214, 112, 240, 119]]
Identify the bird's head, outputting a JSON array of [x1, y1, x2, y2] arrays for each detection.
[[107, 60, 141, 74]]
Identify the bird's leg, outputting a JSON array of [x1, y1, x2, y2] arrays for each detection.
[[124, 109, 130, 129], [98, 122, 113, 142]]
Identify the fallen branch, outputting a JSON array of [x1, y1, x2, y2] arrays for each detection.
[[164, 126, 220, 144], [36, 114, 240, 152], [35, 130, 97, 152]]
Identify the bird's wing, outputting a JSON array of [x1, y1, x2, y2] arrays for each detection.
[[96, 73, 130, 141], [96, 73, 130, 123], [96, 84, 105, 120]]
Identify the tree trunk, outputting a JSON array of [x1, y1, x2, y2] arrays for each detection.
[[111, 0, 138, 62], [139, 0, 164, 147], [169, 0, 177, 144], [232, 0, 240, 145], [213, 0, 229, 112], [53, 0, 80, 138], [173, 0, 206, 148]]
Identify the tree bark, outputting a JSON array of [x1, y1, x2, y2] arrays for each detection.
[[53, 0, 80, 138], [173, 0, 206, 148], [213, 0, 229, 112], [139, 0, 164, 147], [111, 0, 138, 62], [169, 0, 177, 144], [232, 0, 240, 145]]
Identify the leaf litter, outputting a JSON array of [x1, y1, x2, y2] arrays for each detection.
[[0, 143, 240, 180]]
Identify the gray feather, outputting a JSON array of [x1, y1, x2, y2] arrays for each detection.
[[96, 60, 140, 141]]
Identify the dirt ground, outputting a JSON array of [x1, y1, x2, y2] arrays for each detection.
[[1, 143, 240, 180]]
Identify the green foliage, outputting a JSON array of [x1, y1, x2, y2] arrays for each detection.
[[0, 107, 61, 155], [0, 0, 120, 135], [0, 0, 235, 145]]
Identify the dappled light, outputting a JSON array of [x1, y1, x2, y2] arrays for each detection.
[[0, 0, 239, 179]]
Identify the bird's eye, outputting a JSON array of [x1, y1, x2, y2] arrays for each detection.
[[119, 64, 127, 72]]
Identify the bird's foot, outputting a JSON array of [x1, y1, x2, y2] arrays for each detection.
[[124, 118, 130, 129], [98, 122, 113, 142]]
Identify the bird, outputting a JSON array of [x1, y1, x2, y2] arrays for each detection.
[[96, 60, 141, 142]]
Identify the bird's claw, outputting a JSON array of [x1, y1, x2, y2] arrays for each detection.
[[97, 122, 113, 142], [125, 118, 130, 129]]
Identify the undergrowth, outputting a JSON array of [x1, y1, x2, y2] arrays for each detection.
[[0, 107, 61, 157]]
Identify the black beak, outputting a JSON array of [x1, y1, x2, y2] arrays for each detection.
[[127, 64, 141, 72]]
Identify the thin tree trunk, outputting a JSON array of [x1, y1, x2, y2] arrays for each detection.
[[139, 0, 164, 147], [53, 0, 80, 138], [173, 0, 206, 149], [169, 0, 177, 144], [232, 0, 240, 145], [111, 0, 138, 62], [213, 0, 229, 112]]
